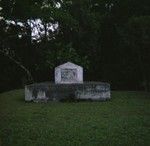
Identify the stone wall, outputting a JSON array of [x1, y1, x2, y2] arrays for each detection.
[[25, 82, 111, 102]]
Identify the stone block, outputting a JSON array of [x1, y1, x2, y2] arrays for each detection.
[[25, 82, 110, 102]]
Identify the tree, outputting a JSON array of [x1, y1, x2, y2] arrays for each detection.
[[0, 0, 150, 91], [125, 16, 150, 91]]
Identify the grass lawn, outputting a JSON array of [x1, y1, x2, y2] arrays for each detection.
[[0, 90, 150, 146]]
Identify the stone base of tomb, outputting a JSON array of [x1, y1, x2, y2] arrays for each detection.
[[25, 82, 111, 102]]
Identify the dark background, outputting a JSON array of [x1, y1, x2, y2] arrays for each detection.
[[0, 0, 150, 92]]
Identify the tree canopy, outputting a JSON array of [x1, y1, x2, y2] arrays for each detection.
[[0, 0, 150, 92]]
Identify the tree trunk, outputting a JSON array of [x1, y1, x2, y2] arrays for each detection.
[[0, 50, 34, 84]]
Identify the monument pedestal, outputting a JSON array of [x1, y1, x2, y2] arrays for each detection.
[[25, 82, 111, 102]]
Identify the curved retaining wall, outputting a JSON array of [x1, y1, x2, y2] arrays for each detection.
[[25, 82, 111, 102]]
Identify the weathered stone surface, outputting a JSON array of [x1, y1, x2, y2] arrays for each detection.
[[25, 62, 111, 102], [55, 62, 83, 84], [25, 82, 110, 102]]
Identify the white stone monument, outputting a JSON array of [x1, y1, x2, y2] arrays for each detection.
[[55, 62, 83, 84], [25, 62, 111, 102]]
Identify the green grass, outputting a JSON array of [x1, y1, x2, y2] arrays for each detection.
[[0, 90, 150, 146]]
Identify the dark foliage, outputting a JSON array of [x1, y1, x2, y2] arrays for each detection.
[[0, 0, 150, 92]]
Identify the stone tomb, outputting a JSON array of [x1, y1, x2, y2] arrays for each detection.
[[25, 62, 111, 102], [55, 62, 83, 84]]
